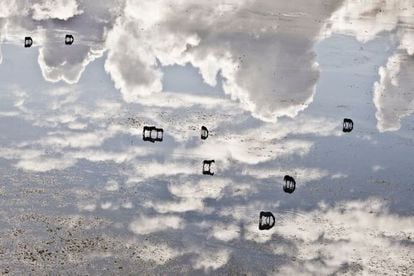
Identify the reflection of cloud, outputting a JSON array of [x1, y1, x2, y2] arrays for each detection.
[[133, 91, 238, 110], [0, 0, 29, 62], [31, 0, 83, 21], [244, 220, 278, 244], [138, 242, 182, 265], [69, 147, 150, 163], [1, 104, 411, 273], [104, 0, 343, 121], [373, 52, 414, 132], [372, 165, 384, 172], [0, 1, 24, 18], [215, 198, 414, 274], [105, 179, 119, 192], [210, 223, 240, 242], [38, 44, 104, 83], [331, 172, 348, 179], [34, 0, 117, 84], [186, 116, 339, 164], [0, 147, 77, 172], [327, 0, 414, 132], [145, 178, 239, 214], [100, 201, 113, 210], [149, 104, 244, 143], [169, 178, 230, 199], [0, 19, 6, 64], [104, 10, 164, 100], [129, 214, 184, 235], [218, 201, 280, 243], [46, 86, 81, 110], [325, 0, 401, 42], [191, 139, 313, 165], [38, 128, 118, 149], [0, 142, 152, 172], [1, 1, 121, 83], [245, 167, 330, 184], [276, 199, 414, 275], [146, 197, 204, 214], [130, 161, 196, 181], [192, 248, 230, 271], [78, 202, 97, 212], [1, 3, 413, 274], [15, 155, 77, 172], [2, 0, 380, 124]]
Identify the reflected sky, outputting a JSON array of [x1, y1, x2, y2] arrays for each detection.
[[0, 1, 413, 275]]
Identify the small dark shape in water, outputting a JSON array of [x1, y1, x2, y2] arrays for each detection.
[[65, 34, 74, 45], [343, 118, 354, 133], [201, 126, 209, 140], [283, 175, 296, 194], [259, 211, 275, 230], [24, 37, 33, 48], [142, 126, 163, 143], [202, 160, 215, 175]]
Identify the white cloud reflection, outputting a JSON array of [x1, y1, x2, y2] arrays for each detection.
[[0, 0, 413, 274], [192, 248, 231, 271], [373, 51, 414, 132], [104, 0, 344, 122], [129, 214, 185, 235], [0, 0, 120, 83], [32, 0, 83, 21], [0, 0, 350, 122], [327, 0, 414, 132], [276, 199, 414, 275], [1, 0, 414, 130]]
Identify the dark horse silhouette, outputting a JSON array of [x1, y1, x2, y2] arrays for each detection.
[[202, 160, 215, 176], [201, 126, 209, 140], [65, 34, 74, 45], [343, 118, 354, 133], [142, 126, 163, 143], [283, 175, 296, 194], [24, 37, 33, 48], [259, 211, 275, 230]]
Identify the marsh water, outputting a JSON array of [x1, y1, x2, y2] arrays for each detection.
[[0, 1, 414, 275]]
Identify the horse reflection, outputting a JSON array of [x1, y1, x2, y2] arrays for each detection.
[[202, 160, 215, 176], [65, 34, 74, 45], [283, 175, 296, 194], [201, 126, 209, 140], [343, 118, 353, 133], [259, 211, 275, 230], [142, 126, 163, 143], [24, 37, 33, 48]]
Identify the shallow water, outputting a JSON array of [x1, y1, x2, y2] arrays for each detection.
[[0, 1, 414, 275]]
